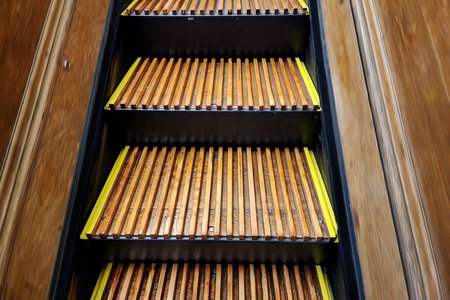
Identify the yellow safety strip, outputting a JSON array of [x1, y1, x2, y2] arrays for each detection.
[[122, 0, 140, 16], [309, 150, 338, 231], [303, 147, 337, 239], [105, 57, 141, 110], [91, 263, 113, 300], [295, 58, 320, 109], [80, 146, 130, 239], [316, 265, 333, 300], [297, 0, 309, 14]]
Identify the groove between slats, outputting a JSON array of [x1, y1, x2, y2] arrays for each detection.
[[124, 0, 307, 16], [106, 57, 319, 111], [94, 262, 330, 300], [84, 146, 336, 241]]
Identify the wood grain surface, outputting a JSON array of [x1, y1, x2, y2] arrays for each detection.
[[370, 1, 449, 297], [0, 0, 51, 174], [349, 0, 449, 298], [320, 0, 409, 298], [0, 0, 110, 298]]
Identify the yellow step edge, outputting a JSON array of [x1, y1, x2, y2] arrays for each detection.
[[295, 58, 320, 109], [309, 150, 338, 231], [80, 146, 130, 239], [104, 58, 142, 110], [303, 147, 337, 239], [91, 263, 113, 300], [122, 0, 139, 16], [297, 0, 309, 14], [316, 265, 333, 300]]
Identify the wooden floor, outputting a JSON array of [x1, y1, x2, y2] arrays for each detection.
[[124, 0, 307, 16], [92, 262, 331, 299], [106, 57, 319, 111], [82, 146, 336, 241]]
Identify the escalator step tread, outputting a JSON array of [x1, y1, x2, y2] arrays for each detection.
[[106, 57, 320, 111], [123, 0, 308, 16], [91, 261, 332, 300], [82, 146, 337, 241]]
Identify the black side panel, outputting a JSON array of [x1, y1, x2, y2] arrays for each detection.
[[309, 0, 365, 299]]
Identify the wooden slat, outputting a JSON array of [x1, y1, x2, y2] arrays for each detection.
[[172, 58, 191, 109], [85, 146, 335, 241], [226, 147, 233, 239], [227, 264, 233, 299], [213, 147, 223, 239], [260, 264, 270, 300], [239, 264, 245, 300], [215, 264, 222, 299], [155, 263, 167, 300], [179, 263, 190, 299], [265, 149, 284, 240], [203, 263, 211, 300], [192, 263, 201, 300], [256, 148, 272, 240], [195, 58, 209, 109], [247, 147, 258, 239], [205, 58, 216, 110], [199, 147, 213, 239], [226, 58, 233, 109], [166, 263, 178, 299], [249, 264, 257, 300], [183, 58, 200, 109]]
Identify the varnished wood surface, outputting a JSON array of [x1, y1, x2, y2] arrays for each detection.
[[0, 0, 111, 298], [348, 0, 449, 297], [370, 1, 449, 297], [94, 262, 327, 299], [108, 57, 317, 111], [84, 146, 335, 241], [320, 0, 409, 298], [0, 0, 51, 175], [125, 0, 306, 16]]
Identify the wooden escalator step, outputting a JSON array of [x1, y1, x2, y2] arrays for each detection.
[[105, 57, 320, 111], [82, 146, 336, 241], [94, 262, 332, 299]]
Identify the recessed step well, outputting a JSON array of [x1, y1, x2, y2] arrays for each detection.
[[123, 0, 308, 16], [106, 57, 319, 111], [91, 261, 332, 300], [82, 146, 336, 241]]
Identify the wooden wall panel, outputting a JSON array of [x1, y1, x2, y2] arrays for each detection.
[[375, 1, 449, 297], [0, 0, 110, 298], [0, 0, 51, 168], [319, 0, 408, 298]]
